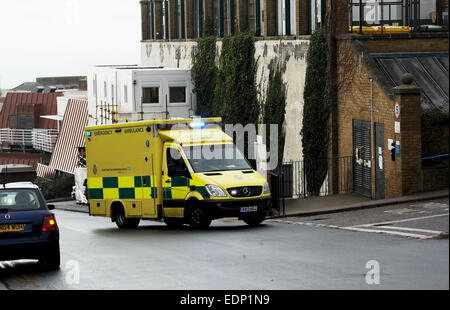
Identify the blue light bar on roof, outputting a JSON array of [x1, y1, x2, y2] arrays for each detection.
[[189, 121, 206, 129], [87, 131, 92, 137]]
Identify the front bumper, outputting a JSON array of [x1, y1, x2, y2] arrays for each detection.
[[200, 197, 271, 219]]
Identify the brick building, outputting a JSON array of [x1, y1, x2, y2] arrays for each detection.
[[327, 0, 449, 199]]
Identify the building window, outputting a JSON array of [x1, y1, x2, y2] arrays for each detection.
[[111, 85, 115, 104], [177, 0, 185, 38], [254, 0, 264, 36], [193, 0, 204, 38], [17, 115, 34, 129], [162, 0, 169, 39], [169, 86, 186, 103], [225, 0, 236, 35], [142, 87, 160, 104], [214, 0, 225, 36], [9, 115, 17, 128], [149, 0, 155, 39], [277, 0, 296, 36], [93, 76, 97, 96]]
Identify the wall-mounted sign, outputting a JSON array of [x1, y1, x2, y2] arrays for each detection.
[[395, 102, 400, 119], [395, 121, 400, 133]]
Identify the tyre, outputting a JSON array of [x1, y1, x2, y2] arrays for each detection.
[[114, 206, 140, 229], [39, 244, 60, 271], [187, 204, 211, 229], [164, 217, 185, 228], [243, 213, 266, 227]]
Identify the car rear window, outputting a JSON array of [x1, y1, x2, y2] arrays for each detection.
[[0, 189, 44, 211]]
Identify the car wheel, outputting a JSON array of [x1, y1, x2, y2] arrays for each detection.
[[243, 213, 266, 227], [39, 244, 60, 271], [187, 204, 211, 229], [114, 206, 140, 229], [163, 217, 185, 228]]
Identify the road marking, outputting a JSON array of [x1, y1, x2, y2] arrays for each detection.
[[270, 212, 448, 239], [13, 275, 30, 290], [342, 226, 432, 239], [351, 213, 449, 228], [373, 226, 443, 234], [22, 274, 41, 290]]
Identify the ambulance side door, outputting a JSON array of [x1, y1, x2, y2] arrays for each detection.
[[162, 144, 191, 217]]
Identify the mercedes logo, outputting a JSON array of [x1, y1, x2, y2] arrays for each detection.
[[242, 187, 251, 196], [4, 214, 10, 220]]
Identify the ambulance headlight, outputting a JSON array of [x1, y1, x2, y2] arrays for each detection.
[[263, 181, 270, 194], [205, 184, 227, 197]]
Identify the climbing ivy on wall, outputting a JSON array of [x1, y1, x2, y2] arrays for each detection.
[[215, 32, 259, 125], [263, 64, 287, 164], [215, 32, 259, 164], [192, 36, 218, 117], [301, 27, 330, 195]]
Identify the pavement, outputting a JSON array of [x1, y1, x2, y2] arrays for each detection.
[[273, 189, 449, 218], [52, 189, 449, 221]]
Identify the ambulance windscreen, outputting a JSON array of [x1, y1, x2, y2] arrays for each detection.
[[183, 144, 251, 173]]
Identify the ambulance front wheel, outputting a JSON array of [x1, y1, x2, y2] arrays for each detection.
[[187, 204, 211, 229], [243, 213, 266, 227], [113, 205, 140, 229]]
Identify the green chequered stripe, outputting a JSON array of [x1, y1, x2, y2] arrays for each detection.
[[196, 186, 210, 199], [88, 176, 157, 199], [103, 177, 119, 188], [171, 176, 190, 187], [88, 188, 104, 199], [163, 187, 172, 199], [119, 188, 135, 199]]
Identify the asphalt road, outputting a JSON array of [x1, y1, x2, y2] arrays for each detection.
[[0, 204, 448, 290]]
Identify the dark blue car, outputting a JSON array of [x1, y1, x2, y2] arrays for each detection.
[[0, 182, 60, 270]]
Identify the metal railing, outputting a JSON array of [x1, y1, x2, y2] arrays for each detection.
[[270, 157, 355, 214], [0, 128, 59, 153], [349, 0, 449, 34]]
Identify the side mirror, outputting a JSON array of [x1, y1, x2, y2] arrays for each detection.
[[47, 204, 55, 210]]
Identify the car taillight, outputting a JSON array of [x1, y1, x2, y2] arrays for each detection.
[[42, 215, 57, 231]]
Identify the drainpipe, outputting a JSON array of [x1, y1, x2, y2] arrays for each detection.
[[370, 78, 374, 170]]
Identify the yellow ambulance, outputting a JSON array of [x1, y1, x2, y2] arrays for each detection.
[[84, 118, 271, 229]]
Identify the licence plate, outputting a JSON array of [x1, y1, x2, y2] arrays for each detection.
[[0, 224, 25, 233], [240, 206, 257, 213]]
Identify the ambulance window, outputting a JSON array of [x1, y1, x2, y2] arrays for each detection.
[[167, 148, 188, 172], [169, 86, 186, 103], [142, 87, 159, 104]]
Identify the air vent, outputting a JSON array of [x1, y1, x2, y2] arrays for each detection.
[[242, 170, 254, 174], [204, 172, 222, 176]]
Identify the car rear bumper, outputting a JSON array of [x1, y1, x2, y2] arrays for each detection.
[[201, 197, 271, 219], [0, 236, 59, 261]]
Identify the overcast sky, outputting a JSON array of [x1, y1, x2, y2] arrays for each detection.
[[0, 0, 140, 89]]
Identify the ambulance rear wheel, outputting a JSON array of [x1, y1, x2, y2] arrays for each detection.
[[114, 206, 140, 229], [187, 205, 211, 229]]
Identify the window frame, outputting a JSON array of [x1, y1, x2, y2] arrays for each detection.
[[141, 81, 162, 108], [167, 81, 188, 107]]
